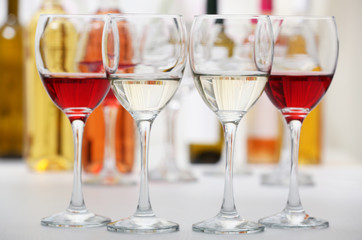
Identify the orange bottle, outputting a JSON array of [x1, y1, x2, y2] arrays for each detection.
[[82, 0, 135, 174], [246, 0, 282, 164]]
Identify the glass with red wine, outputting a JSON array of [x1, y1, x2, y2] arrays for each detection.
[[35, 14, 111, 228], [258, 16, 339, 229]]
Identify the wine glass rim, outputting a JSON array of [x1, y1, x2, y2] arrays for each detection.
[[39, 13, 107, 19], [194, 14, 270, 19], [269, 15, 335, 20], [107, 13, 183, 18], [39, 13, 183, 19]]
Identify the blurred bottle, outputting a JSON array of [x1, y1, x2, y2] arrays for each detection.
[[299, 105, 322, 164], [0, 0, 23, 158], [289, 0, 321, 165], [24, 0, 74, 171], [246, 0, 282, 164], [189, 0, 224, 164], [82, 0, 135, 174]]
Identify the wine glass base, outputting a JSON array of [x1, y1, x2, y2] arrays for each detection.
[[149, 167, 197, 182], [107, 215, 179, 233], [192, 214, 264, 234], [84, 173, 136, 186], [261, 171, 314, 186], [258, 210, 328, 229], [204, 167, 252, 177], [41, 209, 111, 228]]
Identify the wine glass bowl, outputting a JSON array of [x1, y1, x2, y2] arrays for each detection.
[[40, 74, 109, 122], [103, 14, 187, 233], [35, 14, 111, 228], [189, 15, 274, 234], [258, 16, 338, 229]]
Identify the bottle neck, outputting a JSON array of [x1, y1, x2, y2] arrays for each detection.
[[260, 0, 273, 14], [8, 0, 19, 17], [97, 0, 120, 12], [292, 0, 310, 15], [41, 0, 63, 10], [206, 0, 217, 14], [207, 0, 224, 29]]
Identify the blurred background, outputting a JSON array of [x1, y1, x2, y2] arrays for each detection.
[[0, 0, 361, 173]]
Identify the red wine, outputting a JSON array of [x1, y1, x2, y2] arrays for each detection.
[[265, 72, 333, 122], [41, 74, 109, 122], [102, 89, 119, 107]]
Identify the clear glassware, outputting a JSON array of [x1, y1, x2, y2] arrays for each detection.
[[261, 121, 314, 186], [103, 14, 187, 233], [35, 14, 111, 228], [189, 15, 274, 234], [149, 77, 197, 182], [258, 16, 339, 229], [204, 136, 252, 177]]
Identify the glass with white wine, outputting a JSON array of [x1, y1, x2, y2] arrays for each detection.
[[189, 15, 274, 234], [103, 14, 187, 233]]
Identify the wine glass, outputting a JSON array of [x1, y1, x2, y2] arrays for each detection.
[[258, 16, 338, 229], [35, 15, 111, 227], [189, 15, 274, 234], [103, 14, 187, 233]]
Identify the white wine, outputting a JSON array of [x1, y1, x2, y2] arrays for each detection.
[[111, 78, 180, 120], [194, 74, 268, 122]]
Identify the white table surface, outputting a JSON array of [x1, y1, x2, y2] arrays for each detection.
[[0, 160, 361, 240]]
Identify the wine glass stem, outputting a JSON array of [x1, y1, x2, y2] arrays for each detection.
[[286, 120, 303, 211], [220, 122, 238, 216], [135, 120, 154, 216], [69, 119, 86, 212], [102, 106, 118, 173]]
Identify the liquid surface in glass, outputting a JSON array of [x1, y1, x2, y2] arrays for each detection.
[[111, 78, 180, 119], [194, 74, 268, 122]]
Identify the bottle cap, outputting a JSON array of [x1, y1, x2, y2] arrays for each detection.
[[260, 0, 273, 13], [207, 0, 217, 14]]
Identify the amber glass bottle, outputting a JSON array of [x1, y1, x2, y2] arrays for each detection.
[[299, 105, 322, 165], [24, 0, 74, 171], [82, 0, 135, 174], [0, 0, 23, 158]]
